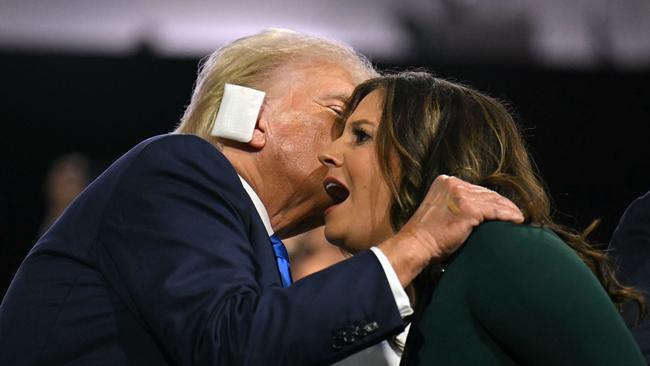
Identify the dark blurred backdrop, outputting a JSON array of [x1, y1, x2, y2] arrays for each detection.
[[2, 0, 650, 298]]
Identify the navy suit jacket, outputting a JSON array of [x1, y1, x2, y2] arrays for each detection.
[[610, 190, 650, 363], [0, 134, 403, 365]]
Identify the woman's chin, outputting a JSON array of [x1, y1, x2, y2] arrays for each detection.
[[323, 230, 343, 247], [323, 231, 354, 254]]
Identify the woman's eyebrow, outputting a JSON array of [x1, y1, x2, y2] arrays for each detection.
[[349, 119, 377, 129]]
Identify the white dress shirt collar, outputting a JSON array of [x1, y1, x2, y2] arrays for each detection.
[[238, 175, 273, 236]]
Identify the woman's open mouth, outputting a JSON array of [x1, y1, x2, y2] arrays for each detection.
[[323, 177, 350, 213]]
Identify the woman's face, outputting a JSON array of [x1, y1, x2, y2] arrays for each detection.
[[318, 90, 394, 253]]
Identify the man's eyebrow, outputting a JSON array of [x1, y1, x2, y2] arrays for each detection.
[[321, 93, 349, 103]]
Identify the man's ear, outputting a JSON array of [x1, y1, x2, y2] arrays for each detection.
[[248, 107, 267, 149]]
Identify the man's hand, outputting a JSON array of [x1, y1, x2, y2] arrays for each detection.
[[379, 175, 524, 286]]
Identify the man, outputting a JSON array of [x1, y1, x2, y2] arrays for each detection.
[[0, 29, 523, 365], [609, 190, 650, 362]]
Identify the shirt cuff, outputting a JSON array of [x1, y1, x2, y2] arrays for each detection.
[[369, 246, 414, 318]]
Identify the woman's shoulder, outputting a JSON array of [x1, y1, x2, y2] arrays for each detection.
[[423, 223, 644, 366], [468, 221, 563, 250], [464, 221, 574, 261], [446, 221, 593, 286]]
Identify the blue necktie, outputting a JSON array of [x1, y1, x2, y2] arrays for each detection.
[[270, 234, 293, 288]]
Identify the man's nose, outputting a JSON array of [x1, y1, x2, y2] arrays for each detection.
[[318, 149, 343, 168]]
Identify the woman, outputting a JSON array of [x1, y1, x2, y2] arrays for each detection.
[[318, 71, 645, 365]]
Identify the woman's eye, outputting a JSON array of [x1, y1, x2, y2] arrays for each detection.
[[352, 127, 371, 144]]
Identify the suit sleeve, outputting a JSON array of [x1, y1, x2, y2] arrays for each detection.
[[466, 222, 645, 366], [96, 136, 403, 366]]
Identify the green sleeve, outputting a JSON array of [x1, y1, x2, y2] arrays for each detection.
[[465, 222, 644, 366]]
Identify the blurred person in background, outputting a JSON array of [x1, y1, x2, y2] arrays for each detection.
[[39, 153, 91, 236], [318, 71, 645, 365], [0, 30, 523, 365], [285, 227, 346, 281], [610, 190, 650, 362]]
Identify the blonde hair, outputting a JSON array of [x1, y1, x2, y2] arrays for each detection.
[[175, 28, 378, 146]]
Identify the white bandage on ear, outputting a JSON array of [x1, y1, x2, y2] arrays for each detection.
[[210, 83, 266, 143]]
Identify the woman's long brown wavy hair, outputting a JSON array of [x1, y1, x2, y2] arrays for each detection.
[[342, 71, 645, 327]]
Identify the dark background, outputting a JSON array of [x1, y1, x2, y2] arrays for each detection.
[[1, 48, 649, 299]]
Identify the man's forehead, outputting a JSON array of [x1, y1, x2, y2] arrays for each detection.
[[320, 90, 352, 102], [266, 61, 356, 103], [298, 62, 355, 96]]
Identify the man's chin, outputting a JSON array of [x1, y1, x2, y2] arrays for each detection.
[[276, 212, 325, 239]]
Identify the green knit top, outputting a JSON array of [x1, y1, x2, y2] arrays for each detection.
[[402, 221, 644, 366]]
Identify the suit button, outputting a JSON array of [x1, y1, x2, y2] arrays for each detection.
[[332, 340, 344, 350], [343, 334, 356, 344], [363, 321, 379, 334], [332, 329, 346, 340], [350, 325, 367, 337]]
